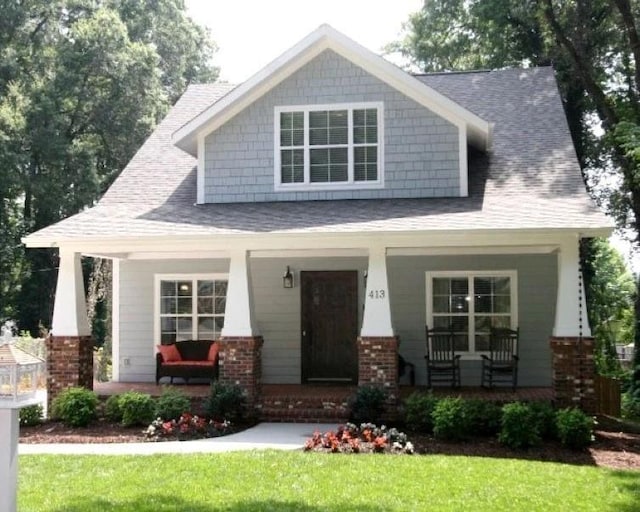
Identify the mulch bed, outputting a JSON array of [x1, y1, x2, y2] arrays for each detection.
[[19, 416, 639, 471]]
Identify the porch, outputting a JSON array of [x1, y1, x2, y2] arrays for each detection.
[[93, 381, 554, 423]]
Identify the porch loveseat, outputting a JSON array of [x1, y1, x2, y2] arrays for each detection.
[[155, 340, 219, 384]]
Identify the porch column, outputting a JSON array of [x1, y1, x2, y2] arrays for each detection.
[[358, 246, 398, 406], [550, 236, 595, 413], [46, 249, 93, 412], [219, 249, 263, 411]]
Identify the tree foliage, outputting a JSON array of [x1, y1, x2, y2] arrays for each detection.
[[0, 0, 218, 333], [395, 0, 640, 387]]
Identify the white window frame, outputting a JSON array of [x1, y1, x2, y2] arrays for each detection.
[[154, 273, 228, 346], [425, 270, 518, 359], [274, 102, 385, 191]]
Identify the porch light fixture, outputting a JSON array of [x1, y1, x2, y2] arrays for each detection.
[[283, 266, 294, 289], [0, 321, 46, 512]]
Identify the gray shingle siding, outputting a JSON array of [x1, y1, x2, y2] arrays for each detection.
[[203, 50, 459, 203]]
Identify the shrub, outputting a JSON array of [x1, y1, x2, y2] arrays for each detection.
[[349, 386, 387, 424], [464, 400, 502, 436], [499, 402, 540, 449], [432, 397, 472, 441], [529, 401, 557, 440], [20, 404, 44, 426], [621, 390, 640, 421], [104, 394, 123, 423], [118, 391, 156, 427], [51, 387, 99, 427], [555, 408, 594, 449], [155, 387, 191, 420], [205, 382, 246, 421], [404, 392, 438, 433]]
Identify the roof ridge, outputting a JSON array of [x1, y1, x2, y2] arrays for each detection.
[[413, 66, 553, 77]]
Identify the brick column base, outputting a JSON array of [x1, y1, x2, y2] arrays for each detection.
[[46, 335, 93, 413], [218, 336, 263, 412], [550, 336, 596, 413], [357, 336, 399, 407]]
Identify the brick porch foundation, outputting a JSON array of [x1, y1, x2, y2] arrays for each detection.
[[46, 335, 93, 412], [218, 336, 263, 411], [550, 336, 596, 413]]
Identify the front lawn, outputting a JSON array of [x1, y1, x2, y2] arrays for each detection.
[[20, 452, 639, 511]]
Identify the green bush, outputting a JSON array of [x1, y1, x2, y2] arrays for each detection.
[[499, 402, 540, 449], [155, 387, 191, 420], [349, 386, 387, 424], [621, 390, 640, 421], [464, 399, 502, 437], [206, 382, 246, 421], [20, 404, 44, 426], [555, 408, 594, 449], [51, 387, 99, 427], [104, 394, 123, 423], [404, 392, 438, 433], [432, 397, 472, 441], [529, 401, 557, 440], [118, 391, 156, 427]]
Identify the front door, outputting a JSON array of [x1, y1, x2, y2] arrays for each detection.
[[301, 271, 358, 383]]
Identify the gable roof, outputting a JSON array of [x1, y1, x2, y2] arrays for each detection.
[[23, 66, 612, 249], [172, 24, 491, 156]]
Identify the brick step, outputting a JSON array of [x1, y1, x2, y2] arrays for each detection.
[[260, 396, 350, 409], [258, 406, 349, 423]]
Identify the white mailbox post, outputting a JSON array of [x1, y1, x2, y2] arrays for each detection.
[[0, 322, 45, 512]]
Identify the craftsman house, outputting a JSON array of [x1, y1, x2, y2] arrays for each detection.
[[24, 25, 612, 413]]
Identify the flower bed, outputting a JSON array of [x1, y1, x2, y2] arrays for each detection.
[[144, 413, 233, 441], [304, 423, 414, 454]]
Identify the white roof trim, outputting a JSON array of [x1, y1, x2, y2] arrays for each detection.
[[172, 24, 491, 156]]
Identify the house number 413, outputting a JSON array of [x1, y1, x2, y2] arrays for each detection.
[[368, 289, 386, 299]]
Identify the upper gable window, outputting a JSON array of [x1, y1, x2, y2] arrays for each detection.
[[274, 102, 384, 191]]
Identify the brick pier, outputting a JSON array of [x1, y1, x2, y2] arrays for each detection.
[[218, 336, 264, 411], [45, 335, 93, 411], [550, 336, 596, 413]]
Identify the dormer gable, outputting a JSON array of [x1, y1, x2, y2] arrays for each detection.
[[172, 25, 492, 204]]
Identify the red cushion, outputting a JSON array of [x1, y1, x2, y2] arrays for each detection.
[[158, 344, 181, 362], [163, 361, 214, 367], [208, 343, 219, 362]]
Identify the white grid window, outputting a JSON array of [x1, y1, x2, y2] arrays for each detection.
[[426, 271, 517, 356], [274, 102, 384, 191], [156, 275, 227, 344]]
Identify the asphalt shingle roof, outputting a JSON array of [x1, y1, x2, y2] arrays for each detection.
[[26, 67, 611, 244]]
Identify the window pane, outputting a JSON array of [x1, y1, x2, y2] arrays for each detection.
[[433, 278, 450, 295], [433, 296, 450, 313], [198, 317, 215, 340], [309, 110, 327, 129], [177, 281, 191, 296], [198, 280, 213, 297], [161, 317, 176, 332], [329, 127, 347, 145], [451, 295, 469, 313], [329, 110, 348, 127], [281, 150, 304, 183], [494, 296, 511, 313], [475, 315, 492, 332], [354, 147, 377, 181], [451, 278, 468, 295], [281, 130, 292, 146], [215, 281, 228, 296], [475, 295, 492, 313], [198, 297, 213, 314], [177, 297, 192, 314], [215, 297, 226, 315], [161, 298, 176, 315], [161, 281, 176, 296], [453, 334, 469, 351], [177, 318, 192, 332], [214, 317, 225, 333], [310, 148, 348, 182], [309, 127, 327, 146], [475, 278, 492, 295]]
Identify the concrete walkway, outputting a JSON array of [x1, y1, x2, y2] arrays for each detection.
[[19, 422, 338, 455]]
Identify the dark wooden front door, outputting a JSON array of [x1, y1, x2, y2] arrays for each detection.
[[301, 271, 358, 383]]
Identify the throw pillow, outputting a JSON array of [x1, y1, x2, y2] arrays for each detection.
[[207, 343, 219, 362], [158, 344, 182, 362]]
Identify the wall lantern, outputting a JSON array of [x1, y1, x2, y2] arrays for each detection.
[[283, 266, 294, 289], [0, 321, 45, 512]]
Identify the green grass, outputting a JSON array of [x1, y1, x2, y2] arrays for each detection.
[[20, 452, 639, 512]]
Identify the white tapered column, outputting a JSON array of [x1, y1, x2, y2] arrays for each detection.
[[221, 249, 257, 336], [361, 246, 394, 337], [51, 249, 90, 336]]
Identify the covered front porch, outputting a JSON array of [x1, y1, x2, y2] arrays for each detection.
[[46, 230, 596, 415]]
